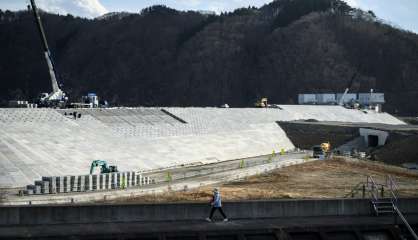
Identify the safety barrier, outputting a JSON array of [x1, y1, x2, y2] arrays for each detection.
[[20, 172, 153, 195]]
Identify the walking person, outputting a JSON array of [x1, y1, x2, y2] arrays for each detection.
[[206, 188, 228, 222]]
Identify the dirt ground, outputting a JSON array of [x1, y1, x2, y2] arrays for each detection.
[[113, 157, 418, 203]]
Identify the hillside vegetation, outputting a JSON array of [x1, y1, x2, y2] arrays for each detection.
[[1, 0, 418, 114]]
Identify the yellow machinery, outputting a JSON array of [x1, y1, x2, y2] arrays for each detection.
[[255, 98, 268, 108], [320, 142, 331, 153], [312, 142, 331, 158]]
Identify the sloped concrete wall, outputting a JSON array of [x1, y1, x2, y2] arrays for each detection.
[[0, 106, 404, 188], [0, 109, 294, 188]]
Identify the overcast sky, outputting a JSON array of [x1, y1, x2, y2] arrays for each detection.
[[0, 0, 417, 33]]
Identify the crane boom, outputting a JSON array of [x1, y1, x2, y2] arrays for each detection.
[[339, 88, 349, 106], [29, 0, 64, 101]]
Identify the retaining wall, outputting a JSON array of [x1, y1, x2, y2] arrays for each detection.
[[1, 198, 417, 226]]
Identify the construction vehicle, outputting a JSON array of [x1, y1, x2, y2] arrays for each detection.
[[89, 160, 118, 174], [254, 98, 268, 108], [29, 0, 68, 108], [312, 142, 331, 158]]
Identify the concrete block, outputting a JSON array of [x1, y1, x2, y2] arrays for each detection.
[[78, 175, 86, 192], [98, 174, 105, 190], [105, 174, 111, 190], [137, 174, 142, 186], [102, 174, 108, 190], [71, 176, 78, 192], [84, 175, 92, 191], [132, 172, 136, 186], [116, 173, 122, 189], [64, 176, 71, 192], [56, 176, 64, 193], [126, 172, 131, 187], [34, 185, 41, 195], [92, 175, 98, 190], [111, 173, 117, 189], [42, 177, 57, 194], [26, 185, 35, 195], [121, 172, 127, 188], [35, 180, 49, 194]]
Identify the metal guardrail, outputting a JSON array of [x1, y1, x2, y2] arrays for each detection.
[[386, 175, 398, 204], [385, 175, 418, 240], [361, 175, 418, 240], [366, 176, 379, 202]]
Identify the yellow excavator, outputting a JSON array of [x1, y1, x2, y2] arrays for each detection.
[[313, 142, 331, 158], [255, 97, 268, 108]]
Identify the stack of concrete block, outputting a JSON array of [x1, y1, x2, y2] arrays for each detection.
[[25, 185, 35, 195], [22, 172, 154, 196], [42, 177, 57, 194], [35, 180, 49, 194], [136, 174, 150, 186]]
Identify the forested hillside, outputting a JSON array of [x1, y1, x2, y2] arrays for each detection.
[[1, 0, 418, 114]]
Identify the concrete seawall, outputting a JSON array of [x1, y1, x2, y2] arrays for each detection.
[[1, 198, 417, 226]]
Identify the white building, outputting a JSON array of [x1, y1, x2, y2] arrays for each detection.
[[336, 93, 357, 104], [298, 94, 317, 104], [358, 93, 385, 105], [316, 94, 336, 104]]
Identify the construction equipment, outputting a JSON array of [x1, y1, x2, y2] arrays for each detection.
[[312, 142, 331, 158], [29, 0, 68, 107], [254, 97, 268, 108], [338, 88, 349, 106], [320, 142, 331, 154], [89, 160, 118, 174]]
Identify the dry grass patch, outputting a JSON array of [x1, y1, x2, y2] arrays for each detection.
[[110, 158, 418, 204]]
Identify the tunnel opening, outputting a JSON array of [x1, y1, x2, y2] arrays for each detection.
[[368, 135, 379, 147]]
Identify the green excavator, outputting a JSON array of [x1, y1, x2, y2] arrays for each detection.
[[90, 160, 118, 174]]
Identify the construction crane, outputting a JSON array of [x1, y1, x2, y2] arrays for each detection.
[[338, 88, 349, 106], [89, 160, 118, 174], [29, 0, 67, 107]]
